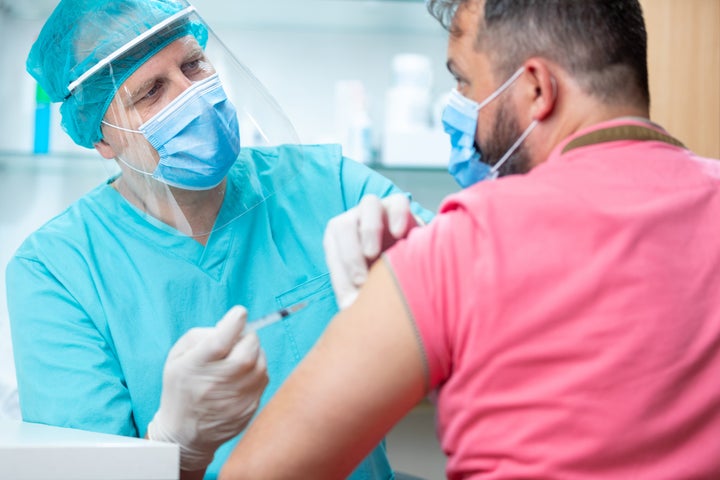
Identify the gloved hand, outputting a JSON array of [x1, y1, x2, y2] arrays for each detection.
[[323, 193, 421, 310], [147, 306, 268, 472]]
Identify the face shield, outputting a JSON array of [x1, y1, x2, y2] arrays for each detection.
[[29, 0, 304, 239]]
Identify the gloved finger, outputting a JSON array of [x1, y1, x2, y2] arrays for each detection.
[[324, 213, 367, 309], [166, 326, 213, 361], [217, 336, 269, 404], [221, 331, 263, 375], [191, 306, 248, 364], [241, 342, 267, 382], [337, 290, 359, 310], [383, 194, 413, 239], [331, 213, 369, 285], [239, 344, 269, 394], [357, 195, 385, 259], [325, 236, 364, 310]]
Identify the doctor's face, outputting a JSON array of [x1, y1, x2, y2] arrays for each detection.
[[446, 1, 531, 175], [98, 36, 215, 164]]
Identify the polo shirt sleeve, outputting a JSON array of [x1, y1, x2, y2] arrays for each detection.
[[383, 200, 478, 389]]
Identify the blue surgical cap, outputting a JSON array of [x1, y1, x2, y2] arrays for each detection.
[[26, 0, 208, 149]]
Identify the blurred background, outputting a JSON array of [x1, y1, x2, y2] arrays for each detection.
[[0, 1, 718, 478]]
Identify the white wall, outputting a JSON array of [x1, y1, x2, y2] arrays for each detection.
[[0, 1, 453, 155], [0, 14, 41, 153]]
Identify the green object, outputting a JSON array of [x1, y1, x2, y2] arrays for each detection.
[[35, 83, 51, 104]]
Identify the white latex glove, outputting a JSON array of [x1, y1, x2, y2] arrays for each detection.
[[324, 193, 421, 310], [147, 306, 268, 472]]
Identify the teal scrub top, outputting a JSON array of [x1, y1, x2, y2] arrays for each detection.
[[7, 144, 433, 479]]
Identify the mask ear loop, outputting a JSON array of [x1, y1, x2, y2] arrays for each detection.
[[487, 119, 538, 179], [477, 67, 525, 110], [100, 63, 156, 176], [101, 120, 143, 134], [100, 120, 157, 176], [487, 73, 557, 179]]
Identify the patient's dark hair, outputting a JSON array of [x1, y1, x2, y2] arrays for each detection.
[[427, 0, 650, 108]]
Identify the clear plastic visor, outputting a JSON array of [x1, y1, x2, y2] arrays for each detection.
[[73, 8, 304, 241]]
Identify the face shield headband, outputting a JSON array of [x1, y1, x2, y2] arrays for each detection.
[[63, 6, 208, 149]]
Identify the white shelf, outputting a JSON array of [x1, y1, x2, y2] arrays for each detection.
[[0, 420, 179, 480]]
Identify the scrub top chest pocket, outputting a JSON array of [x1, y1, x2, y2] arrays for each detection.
[[274, 273, 337, 362], [252, 273, 336, 407]]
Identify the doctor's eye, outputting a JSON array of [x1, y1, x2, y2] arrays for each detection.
[[454, 76, 469, 90], [143, 80, 164, 102], [182, 58, 212, 79], [182, 59, 200, 74]]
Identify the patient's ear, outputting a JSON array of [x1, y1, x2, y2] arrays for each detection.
[[523, 58, 557, 122], [94, 139, 117, 160]]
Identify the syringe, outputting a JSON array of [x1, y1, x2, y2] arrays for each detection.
[[244, 301, 308, 334]]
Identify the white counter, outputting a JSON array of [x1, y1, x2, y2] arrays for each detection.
[[0, 420, 178, 480]]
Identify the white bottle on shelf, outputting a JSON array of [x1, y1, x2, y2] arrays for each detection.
[[334, 80, 374, 164], [382, 53, 448, 167], [385, 53, 432, 133]]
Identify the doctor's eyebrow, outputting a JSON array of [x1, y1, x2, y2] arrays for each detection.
[[446, 59, 467, 84], [120, 45, 208, 105], [121, 78, 158, 106], [182, 44, 206, 62]]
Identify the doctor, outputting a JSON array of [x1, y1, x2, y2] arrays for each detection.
[[221, 0, 720, 478], [7, 0, 431, 479]]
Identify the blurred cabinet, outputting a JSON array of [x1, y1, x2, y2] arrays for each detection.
[[641, 0, 720, 158], [387, 401, 446, 480], [190, 0, 453, 171], [374, 166, 459, 211]]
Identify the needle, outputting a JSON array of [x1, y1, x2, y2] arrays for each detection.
[[244, 301, 308, 334]]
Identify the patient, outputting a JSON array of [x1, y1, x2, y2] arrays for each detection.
[[218, 0, 720, 478]]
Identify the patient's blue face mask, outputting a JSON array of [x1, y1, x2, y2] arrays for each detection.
[[442, 67, 536, 187], [103, 73, 240, 191]]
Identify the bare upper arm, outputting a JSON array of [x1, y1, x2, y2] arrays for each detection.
[[220, 258, 427, 479]]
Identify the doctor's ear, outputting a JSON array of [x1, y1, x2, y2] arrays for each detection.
[[94, 138, 117, 160], [522, 59, 558, 122]]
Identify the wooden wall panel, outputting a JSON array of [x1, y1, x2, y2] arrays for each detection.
[[640, 0, 720, 158]]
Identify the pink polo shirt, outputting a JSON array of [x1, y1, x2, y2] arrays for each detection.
[[385, 119, 720, 479]]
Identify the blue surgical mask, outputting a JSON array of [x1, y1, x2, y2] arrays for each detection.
[[442, 90, 490, 187], [103, 73, 240, 190], [442, 67, 534, 188]]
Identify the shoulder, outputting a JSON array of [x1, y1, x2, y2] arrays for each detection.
[[237, 144, 345, 191], [241, 143, 343, 171], [239, 143, 398, 205], [438, 169, 569, 222], [11, 184, 114, 262], [241, 143, 391, 182]]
